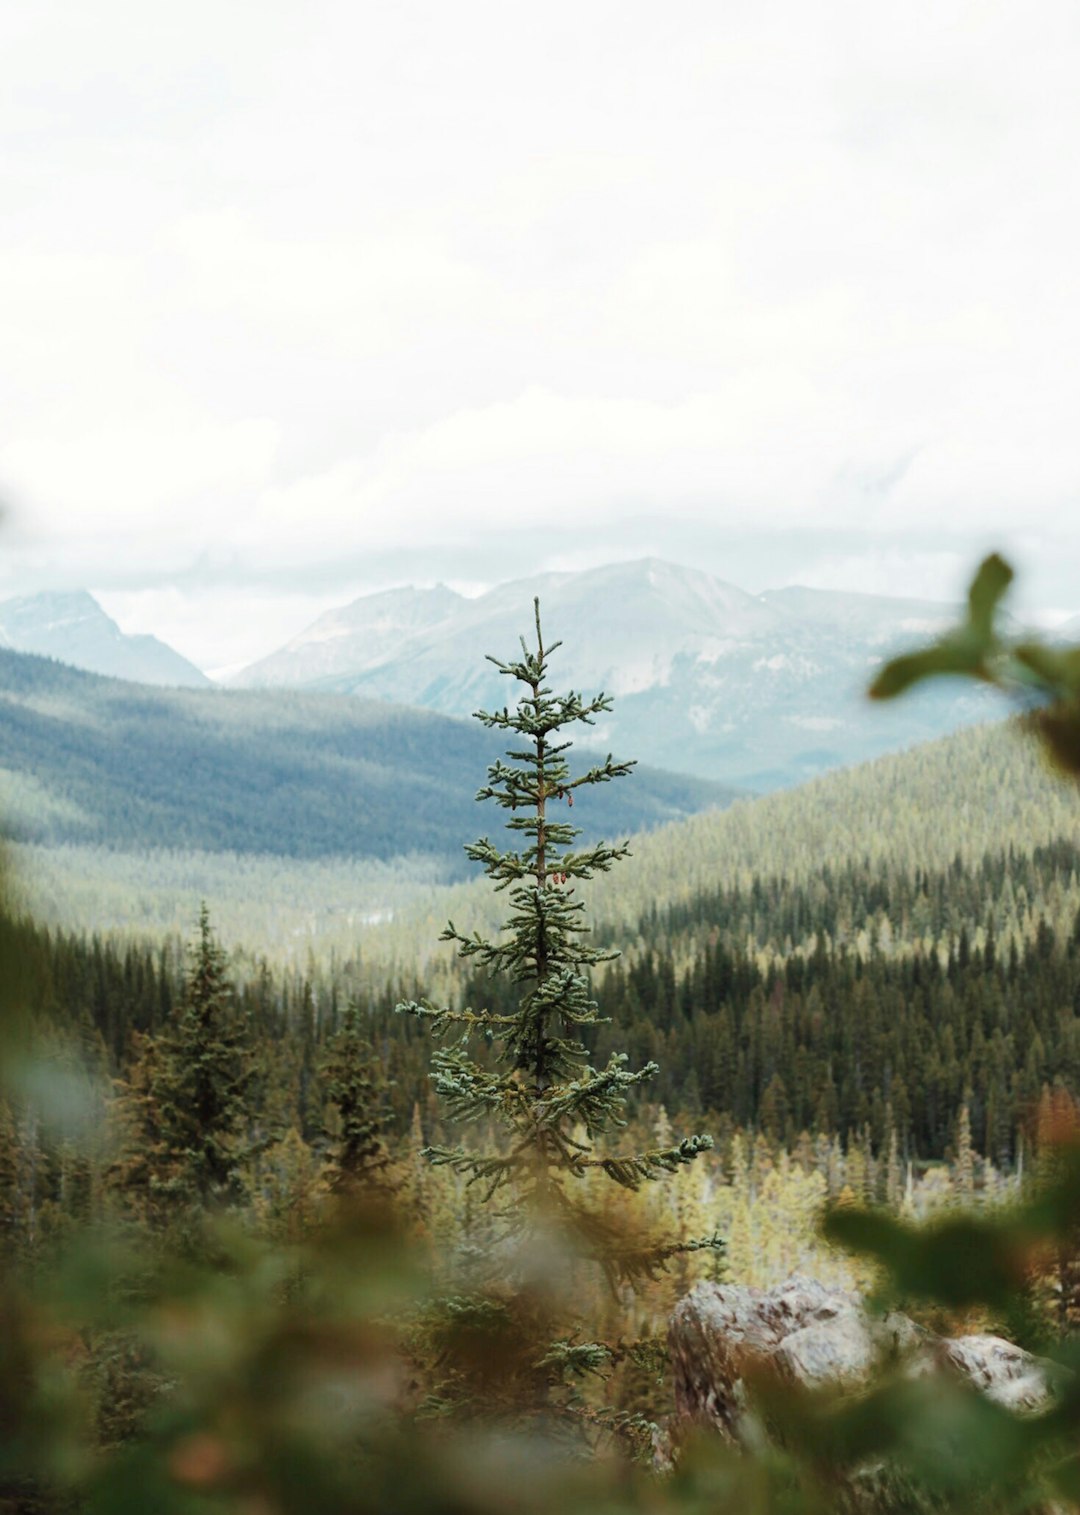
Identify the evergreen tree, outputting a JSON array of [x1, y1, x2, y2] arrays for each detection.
[[257, 1126, 324, 1243], [398, 600, 720, 1425], [952, 1102, 977, 1205], [321, 1005, 395, 1196], [106, 1030, 175, 1227], [153, 905, 256, 1211], [885, 1124, 902, 1209]]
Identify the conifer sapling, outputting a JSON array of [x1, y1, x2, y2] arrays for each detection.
[[397, 600, 721, 1407]]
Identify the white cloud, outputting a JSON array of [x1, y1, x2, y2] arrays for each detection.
[[2, 0, 1080, 660], [173, 211, 487, 351], [221, 377, 1080, 568], [2, 415, 279, 531]]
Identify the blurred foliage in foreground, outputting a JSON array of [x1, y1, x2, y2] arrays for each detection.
[[870, 551, 1080, 779]]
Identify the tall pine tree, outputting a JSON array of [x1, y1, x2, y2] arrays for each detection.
[[398, 601, 721, 1426]]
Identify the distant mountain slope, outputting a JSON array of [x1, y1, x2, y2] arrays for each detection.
[[234, 583, 464, 688], [8, 712, 1078, 961], [0, 648, 736, 864], [231, 559, 995, 789], [0, 591, 209, 687], [384, 717, 1080, 962]]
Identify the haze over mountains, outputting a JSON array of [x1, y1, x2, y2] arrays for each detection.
[[3, 561, 1035, 790], [231, 559, 999, 789], [0, 591, 208, 687]]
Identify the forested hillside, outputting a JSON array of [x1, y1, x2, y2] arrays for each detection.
[[0, 647, 733, 861], [373, 719, 1080, 970], [9, 716, 1077, 963], [16, 768, 1080, 1170], [5, 659, 1079, 1212]]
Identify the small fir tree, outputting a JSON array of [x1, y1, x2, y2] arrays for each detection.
[[152, 905, 256, 1211], [885, 1125, 902, 1210], [321, 1005, 395, 1197], [398, 600, 720, 1425], [258, 1126, 324, 1243], [952, 1102, 976, 1206]]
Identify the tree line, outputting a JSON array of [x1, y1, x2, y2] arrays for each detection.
[[7, 829, 1080, 1193]]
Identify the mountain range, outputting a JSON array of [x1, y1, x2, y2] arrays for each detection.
[[230, 559, 998, 789], [0, 591, 208, 687], [2, 564, 1036, 791]]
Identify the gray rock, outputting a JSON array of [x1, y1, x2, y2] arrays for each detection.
[[669, 1276, 1053, 1447], [937, 1334, 1050, 1413]]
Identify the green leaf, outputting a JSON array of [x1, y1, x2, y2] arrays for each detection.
[[868, 553, 1016, 701], [966, 552, 1014, 639], [1028, 703, 1080, 776], [824, 1206, 1030, 1310], [1013, 641, 1080, 695], [868, 635, 987, 700]]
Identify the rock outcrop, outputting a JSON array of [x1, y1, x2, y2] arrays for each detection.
[[669, 1276, 1052, 1448]]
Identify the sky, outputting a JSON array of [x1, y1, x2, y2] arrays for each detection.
[[4, 0, 1080, 672]]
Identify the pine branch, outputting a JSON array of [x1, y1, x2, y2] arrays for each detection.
[[427, 1041, 528, 1123], [536, 1055, 660, 1137], [422, 1145, 524, 1199], [396, 1000, 520, 1036], [535, 1339, 613, 1380], [571, 1134, 716, 1190], [474, 692, 615, 737], [582, 1218, 727, 1290]]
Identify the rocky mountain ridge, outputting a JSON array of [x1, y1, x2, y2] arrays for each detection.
[[230, 559, 996, 789]]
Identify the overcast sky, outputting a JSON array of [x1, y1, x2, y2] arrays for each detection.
[[4, 0, 1080, 671]]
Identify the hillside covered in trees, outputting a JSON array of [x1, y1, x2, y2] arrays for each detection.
[[10, 834, 1079, 1165], [8, 714, 1077, 959], [0, 646, 733, 861]]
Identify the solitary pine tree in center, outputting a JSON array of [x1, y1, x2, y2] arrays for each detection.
[[398, 600, 720, 1423]]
